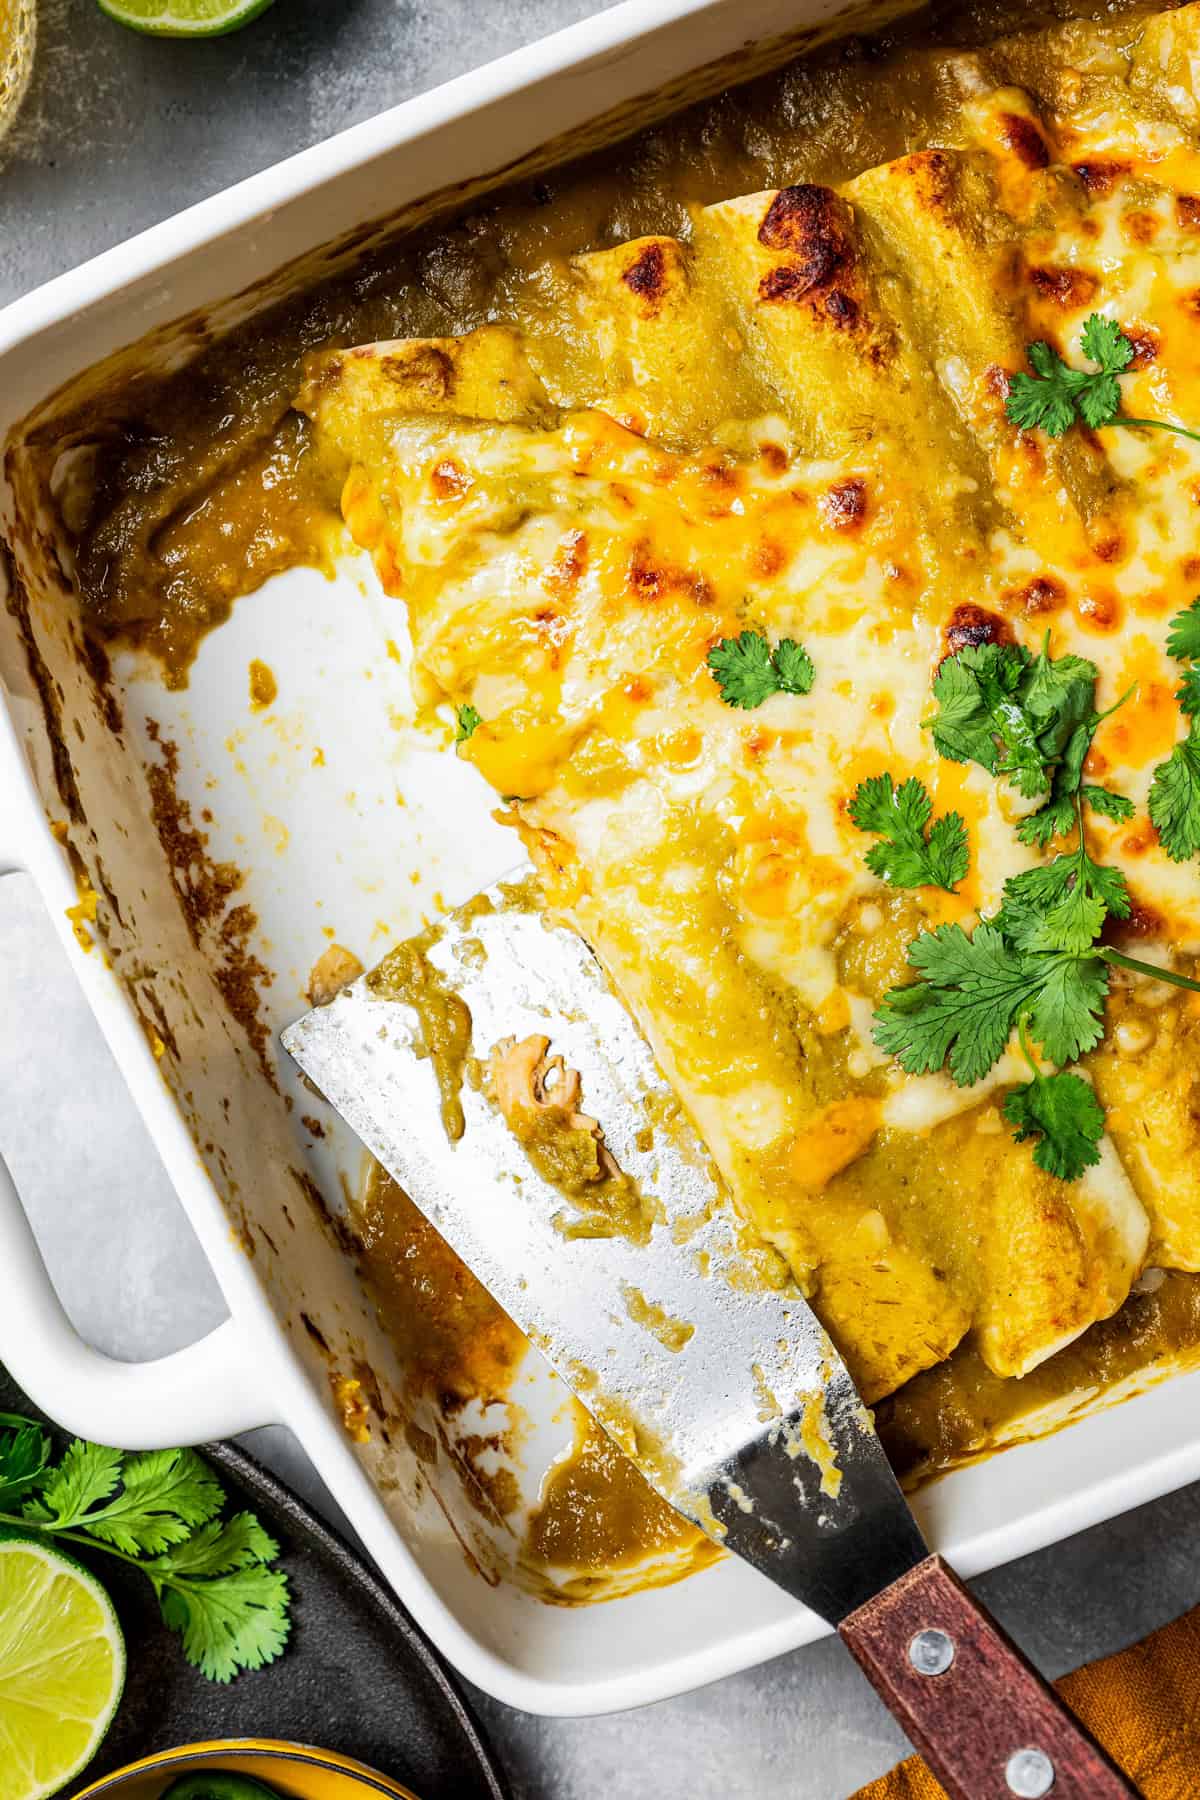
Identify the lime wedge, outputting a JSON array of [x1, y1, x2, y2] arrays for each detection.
[[95, 0, 276, 36], [0, 1532, 125, 1800]]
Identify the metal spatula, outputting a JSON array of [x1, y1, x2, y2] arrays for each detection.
[[283, 872, 1137, 1800]]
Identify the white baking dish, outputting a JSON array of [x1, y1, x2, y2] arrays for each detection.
[[3, 0, 1200, 1720]]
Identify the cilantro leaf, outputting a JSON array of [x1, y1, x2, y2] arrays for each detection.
[[873, 917, 1111, 1084], [0, 1419, 292, 1686], [1006, 319, 1125, 436], [455, 703, 481, 744], [1149, 734, 1200, 861], [1007, 313, 1200, 448], [1004, 877, 1107, 957], [928, 643, 1050, 796], [1166, 598, 1200, 665], [708, 632, 774, 708], [1017, 790, 1078, 849], [1177, 669, 1200, 719], [1017, 756, 1133, 846], [1080, 783, 1136, 823], [76, 1447, 225, 1556], [1076, 373, 1124, 430], [1003, 1069, 1105, 1181], [772, 637, 817, 695], [1080, 313, 1136, 374], [873, 923, 1046, 1086], [708, 631, 815, 709], [1019, 647, 1100, 750], [1165, 600, 1200, 718], [1149, 599, 1200, 861], [156, 1564, 291, 1684], [933, 638, 1133, 838], [1026, 954, 1110, 1066], [25, 1440, 122, 1528], [146, 1512, 279, 1578], [928, 639, 1101, 802], [1005, 344, 1087, 437], [848, 774, 969, 891], [0, 1417, 51, 1509], [997, 843, 1129, 956]]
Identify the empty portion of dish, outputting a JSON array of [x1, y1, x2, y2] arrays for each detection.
[[299, 10, 1200, 1429]]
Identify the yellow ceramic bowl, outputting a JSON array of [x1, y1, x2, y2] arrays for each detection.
[[73, 1739, 419, 1800]]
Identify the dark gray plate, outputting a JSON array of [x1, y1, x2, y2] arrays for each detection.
[[0, 1369, 509, 1800]]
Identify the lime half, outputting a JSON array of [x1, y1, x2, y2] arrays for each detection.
[[0, 1532, 125, 1800], [96, 0, 276, 36]]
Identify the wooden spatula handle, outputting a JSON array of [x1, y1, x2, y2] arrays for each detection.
[[840, 1555, 1139, 1799]]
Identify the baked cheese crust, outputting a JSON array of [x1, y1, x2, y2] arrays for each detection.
[[299, 5, 1200, 1404]]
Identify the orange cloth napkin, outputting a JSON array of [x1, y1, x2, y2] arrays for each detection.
[[850, 1605, 1200, 1799]]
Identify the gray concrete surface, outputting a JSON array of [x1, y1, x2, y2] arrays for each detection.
[[2, 4, 1199, 1796]]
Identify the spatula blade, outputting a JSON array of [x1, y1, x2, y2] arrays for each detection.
[[282, 872, 925, 1622]]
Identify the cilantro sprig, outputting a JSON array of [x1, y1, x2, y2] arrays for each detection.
[[1149, 598, 1200, 862], [875, 638, 1200, 1180], [927, 636, 1133, 838], [0, 1416, 290, 1683], [872, 916, 1110, 1085], [1006, 313, 1200, 448], [848, 774, 968, 892], [455, 703, 481, 744], [874, 823, 1200, 1089], [995, 826, 1131, 955], [1002, 1021, 1105, 1182], [708, 630, 815, 709], [1167, 596, 1200, 674]]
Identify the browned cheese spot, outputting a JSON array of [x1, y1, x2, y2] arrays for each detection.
[[543, 528, 589, 599], [1122, 327, 1160, 369], [1076, 586, 1122, 631], [1027, 265, 1100, 309], [821, 288, 859, 327], [999, 111, 1050, 170], [749, 537, 788, 578], [380, 344, 456, 402], [1176, 195, 1200, 232], [1110, 893, 1167, 938], [1091, 529, 1126, 566], [1008, 574, 1068, 617], [895, 149, 955, 214], [1072, 160, 1130, 195], [942, 604, 1012, 661], [819, 476, 868, 531], [627, 538, 714, 607], [756, 184, 855, 309], [621, 241, 669, 309], [1122, 210, 1160, 247], [984, 364, 1013, 401], [431, 458, 470, 499]]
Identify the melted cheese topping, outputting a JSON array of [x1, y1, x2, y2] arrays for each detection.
[[300, 9, 1200, 1402]]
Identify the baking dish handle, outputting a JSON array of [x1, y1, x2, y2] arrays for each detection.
[[0, 1149, 277, 1446]]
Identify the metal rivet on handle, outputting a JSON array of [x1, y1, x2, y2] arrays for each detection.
[[908, 1628, 955, 1676], [1005, 1747, 1055, 1796]]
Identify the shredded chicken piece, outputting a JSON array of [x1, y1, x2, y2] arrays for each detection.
[[307, 943, 364, 1006], [489, 1033, 616, 1176]]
